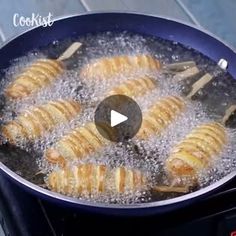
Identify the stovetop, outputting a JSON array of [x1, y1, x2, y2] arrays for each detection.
[[0, 173, 236, 236]]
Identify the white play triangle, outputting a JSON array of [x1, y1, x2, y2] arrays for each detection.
[[110, 110, 128, 127]]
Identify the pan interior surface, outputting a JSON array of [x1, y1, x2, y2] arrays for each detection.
[[0, 13, 236, 211]]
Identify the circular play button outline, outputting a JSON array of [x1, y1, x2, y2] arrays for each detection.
[[94, 95, 142, 142]]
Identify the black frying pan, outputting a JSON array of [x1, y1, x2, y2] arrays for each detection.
[[0, 12, 236, 216]]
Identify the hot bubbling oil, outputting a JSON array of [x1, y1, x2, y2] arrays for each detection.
[[0, 31, 235, 204]]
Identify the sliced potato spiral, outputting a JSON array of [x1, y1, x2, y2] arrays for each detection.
[[45, 122, 109, 166], [137, 96, 185, 139], [5, 59, 63, 99], [47, 163, 147, 196], [106, 75, 156, 97], [2, 99, 80, 143], [166, 122, 227, 180], [80, 54, 161, 80]]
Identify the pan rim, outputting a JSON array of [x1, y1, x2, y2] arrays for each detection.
[[0, 11, 236, 210], [1, 160, 236, 209]]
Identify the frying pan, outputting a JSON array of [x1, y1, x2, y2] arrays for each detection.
[[0, 12, 236, 216]]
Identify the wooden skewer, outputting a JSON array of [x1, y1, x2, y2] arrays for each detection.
[[35, 170, 45, 176], [222, 105, 236, 125], [186, 73, 213, 98], [39, 184, 47, 188], [173, 66, 200, 81], [153, 185, 190, 193], [57, 42, 82, 61], [163, 61, 196, 72]]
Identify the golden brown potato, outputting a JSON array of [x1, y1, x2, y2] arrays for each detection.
[[137, 96, 185, 139], [166, 122, 227, 181], [5, 59, 63, 99], [45, 122, 108, 166], [80, 54, 161, 80], [106, 75, 157, 97], [47, 163, 147, 196], [2, 99, 81, 143]]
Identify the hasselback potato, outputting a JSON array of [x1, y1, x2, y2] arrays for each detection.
[[80, 54, 161, 80], [2, 99, 81, 143], [106, 75, 156, 97], [47, 163, 147, 196], [137, 96, 185, 139], [166, 122, 227, 182], [5, 59, 63, 99], [45, 122, 109, 165]]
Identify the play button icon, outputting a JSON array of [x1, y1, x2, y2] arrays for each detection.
[[110, 110, 128, 127], [94, 95, 142, 142]]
